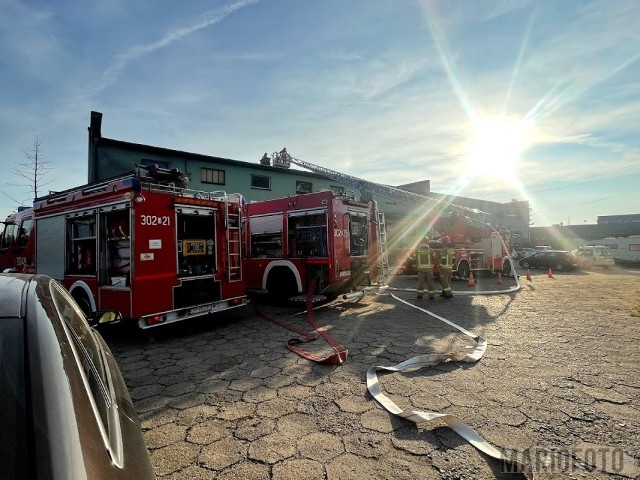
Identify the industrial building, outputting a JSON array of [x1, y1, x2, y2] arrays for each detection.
[[87, 111, 533, 253]]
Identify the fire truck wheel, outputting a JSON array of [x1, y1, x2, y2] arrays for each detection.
[[72, 290, 93, 318], [502, 260, 512, 276], [266, 268, 297, 302], [457, 261, 470, 280]]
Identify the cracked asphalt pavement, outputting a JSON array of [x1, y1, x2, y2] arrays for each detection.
[[107, 267, 640, 479]]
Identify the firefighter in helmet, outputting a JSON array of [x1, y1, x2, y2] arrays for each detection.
[[439, 235, 455, 299], [415, 236, 435, 300]]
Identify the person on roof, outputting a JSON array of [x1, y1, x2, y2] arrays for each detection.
[[415, 236, 435, 300], [439, 236, 455, 299]]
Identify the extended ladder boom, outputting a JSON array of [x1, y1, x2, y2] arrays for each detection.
[[270, 149, 490, 222]]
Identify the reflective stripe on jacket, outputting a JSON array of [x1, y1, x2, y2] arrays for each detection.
[[416, 244, 433, 270], [440, 246, 455, 269]]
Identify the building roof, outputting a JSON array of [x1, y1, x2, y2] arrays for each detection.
[[94, 136, 337, 181]]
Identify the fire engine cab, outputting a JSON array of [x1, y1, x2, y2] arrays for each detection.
[[243, 190, 388, 299], [31, 166, 248, 328], [0, 206, 35, 273]]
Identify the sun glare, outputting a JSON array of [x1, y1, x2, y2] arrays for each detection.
[[467, 117, 530, 179]]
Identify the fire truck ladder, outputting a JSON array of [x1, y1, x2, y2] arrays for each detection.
[[375, 207, 390, 282], [224, 193, 243, 283], [269, 149, 490, 222]]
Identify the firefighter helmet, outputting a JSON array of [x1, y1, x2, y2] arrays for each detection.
[[440, 235, 451, 245]]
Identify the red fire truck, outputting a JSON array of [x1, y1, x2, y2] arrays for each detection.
[[262, 149, 511, 281], [396, 212, 513, 278], [0, 206, 35, 273], [243, 190, 388, 299], [30, 166, 248, 328]]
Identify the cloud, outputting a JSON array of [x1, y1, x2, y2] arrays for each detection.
[[84, 0, 259, 98]]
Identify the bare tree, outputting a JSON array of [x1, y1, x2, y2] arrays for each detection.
[[11, 137, 53, 203]]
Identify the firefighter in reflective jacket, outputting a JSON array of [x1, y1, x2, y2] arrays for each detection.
[[439, 236, 454, 299], [415, 237, 435, 300]]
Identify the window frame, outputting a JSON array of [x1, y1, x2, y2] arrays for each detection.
[[295, 181, 312, 194], [201, 167, 226, 185], [251, 174, 271, 190]]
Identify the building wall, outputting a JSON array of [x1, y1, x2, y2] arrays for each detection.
[[530, 222, 640, 251], [87, 111, 534, 259], [597, 214, 640, 224], [90, 139, 355, 203]]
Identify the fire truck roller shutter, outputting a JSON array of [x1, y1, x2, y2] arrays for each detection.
[[35, 215, 66, 280]]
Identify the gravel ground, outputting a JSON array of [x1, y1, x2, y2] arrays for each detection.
[[108, 266, 640, 479]]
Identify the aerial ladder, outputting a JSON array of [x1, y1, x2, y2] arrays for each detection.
[[268, 149, 491, 222], [265, 149, 514, 279]]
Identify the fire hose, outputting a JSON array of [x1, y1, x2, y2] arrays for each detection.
[[366, 292, 533, 479], [251, 279, 347, 365], [253, 264, 532, 476]]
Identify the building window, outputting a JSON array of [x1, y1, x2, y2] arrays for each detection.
[[296, 181, 312, 194], [331, 185, 345, 195], [141, 159, 170, 169], [251, 175, 271, 190], [201, 168, 225, 185]]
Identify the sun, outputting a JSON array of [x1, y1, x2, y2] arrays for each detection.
[[467, 116, 530, 179]]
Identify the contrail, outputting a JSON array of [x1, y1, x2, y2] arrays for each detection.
[[88, 0, 259, 97]]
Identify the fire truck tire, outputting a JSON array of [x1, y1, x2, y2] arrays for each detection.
[[456, 261, 471, 280], [72, 290, 93, 317], [266, 267, 298, 301], [502, 259, 512, 276]]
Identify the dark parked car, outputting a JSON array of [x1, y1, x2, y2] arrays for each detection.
[[0, 274, 155, 480], [518, 250, 579, 271]]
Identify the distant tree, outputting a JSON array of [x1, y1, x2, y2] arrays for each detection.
[[11, 137, 53, 203]]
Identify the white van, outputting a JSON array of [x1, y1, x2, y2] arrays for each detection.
[[574, 245, 615, 268]]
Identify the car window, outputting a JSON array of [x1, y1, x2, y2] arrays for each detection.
[[49, 281, 112, 435]]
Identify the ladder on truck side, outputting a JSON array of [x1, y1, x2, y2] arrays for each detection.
[[375, 209, 389, 283], [224, 193, 243, 282]]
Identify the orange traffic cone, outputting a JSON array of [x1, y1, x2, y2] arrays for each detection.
[[526, 269, 532, 281], [467, 272, 476, 287], [547, 268, 554, 278], [497, 272, 503, 285]]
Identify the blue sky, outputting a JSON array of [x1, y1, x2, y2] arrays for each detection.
[[1, 0, 639, 227]]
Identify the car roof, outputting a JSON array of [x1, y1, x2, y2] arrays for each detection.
[[0, 274, 30, 318]]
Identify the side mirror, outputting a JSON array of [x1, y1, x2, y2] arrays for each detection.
[[89, 310, 123, 327]]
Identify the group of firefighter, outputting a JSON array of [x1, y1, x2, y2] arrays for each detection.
[[415, 235, 455, 300]]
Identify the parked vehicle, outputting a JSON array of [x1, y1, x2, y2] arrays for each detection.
[[573, 245, 615, 268], [594, 236, 640, 265], [515, 245, 552, 259], [518, 250, 579, 271], [244, 190, 388, 299], [0, 206, 34, 273], [25, 165, 248, 329], [396, 213, 513, 279], [0, 273, 155, 480]]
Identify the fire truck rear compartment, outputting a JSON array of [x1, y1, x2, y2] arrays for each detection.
[[176, 211, 216, 277]]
